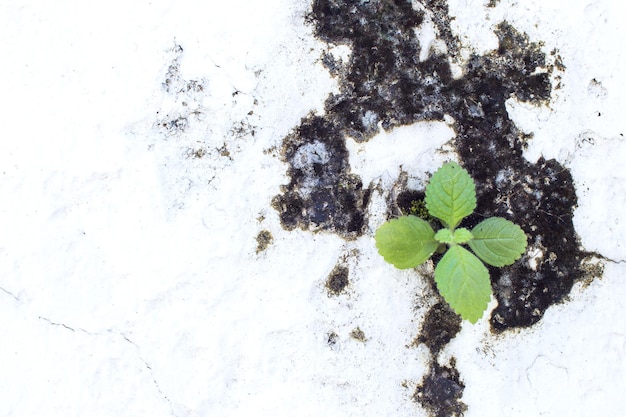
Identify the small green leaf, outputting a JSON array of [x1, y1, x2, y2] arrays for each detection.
[[425, 162, 476, 229], [435, 228, 473, 244], [452, 228, 473, 244], [468, 217, 528, 267], [434, 229, 454, 244], [435, 246, 491, 323], [375, 216, 439, 269]]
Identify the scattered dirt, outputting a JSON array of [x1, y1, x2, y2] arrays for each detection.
[[271, 0, 601, 415], [157, 44, 206, 136]]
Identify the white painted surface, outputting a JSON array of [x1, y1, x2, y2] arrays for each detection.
[[1, 1, 624, 416]]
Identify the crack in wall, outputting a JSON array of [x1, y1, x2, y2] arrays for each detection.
[[118, 332, 179, 417], [0, 286, 20, 301], [35, 316, 178, 416], [38, 316, 92, 334]]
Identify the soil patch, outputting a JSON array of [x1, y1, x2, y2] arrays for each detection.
[[414, 359, 467, 417], [272, 0, 600, 415], [275, 0, 595, 331], [414, 302, 462, 356]]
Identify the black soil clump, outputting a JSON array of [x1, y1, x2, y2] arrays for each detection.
[[415, 302, 462, 356], [414, 359, 467, 417], [271, 116, 371, 238], [413, 303, 465, 416], [449, 24, 582, 330]]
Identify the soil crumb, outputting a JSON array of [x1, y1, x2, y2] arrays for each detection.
[[350, 327, 367, 342], [255, 230, 273, 253], [326, 264, 350, 296]]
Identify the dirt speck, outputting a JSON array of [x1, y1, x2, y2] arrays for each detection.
[[350, 327, 367, 342], [327, 331, 340, 350], [325, 264, 350, 296], [255, 230, 273, 253]]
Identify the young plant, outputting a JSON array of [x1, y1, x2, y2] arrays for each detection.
[[375, 161, 527, 323]]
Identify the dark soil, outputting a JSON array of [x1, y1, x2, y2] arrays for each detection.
[[414, 359, 467, 417], [271, 0, 600, 415], [271, 116, 370, 236], [412, 302, 466, 415], [414, 302, 461, 356]]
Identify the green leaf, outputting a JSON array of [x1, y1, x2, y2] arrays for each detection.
[[375, 216, 439, 269], [434, 229, 453, 244], [434, 228, 473, 244], [434, 246, 491, 323], [452, 228, 473, 244], [425, 162, 476, 229], [468, 217, 528, 267]]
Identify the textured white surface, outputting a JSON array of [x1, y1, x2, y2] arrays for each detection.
[[1, 1, 625, 416]]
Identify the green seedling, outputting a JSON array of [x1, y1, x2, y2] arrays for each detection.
[[375, 161, 527, 323]]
